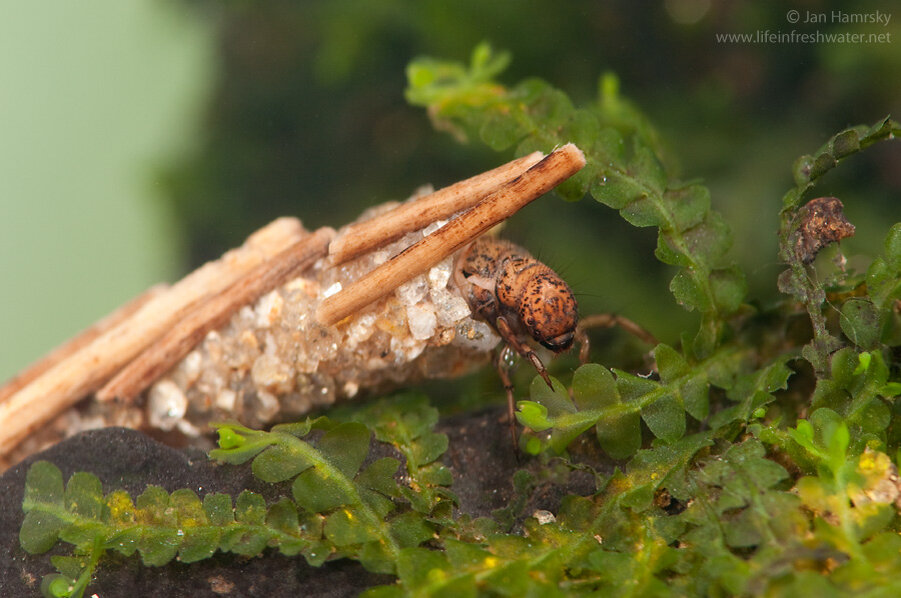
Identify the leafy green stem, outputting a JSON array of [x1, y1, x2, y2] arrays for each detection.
[[212, 422, 403, 563], [407, 43, 747, 354], [777, 117, 900, 371]]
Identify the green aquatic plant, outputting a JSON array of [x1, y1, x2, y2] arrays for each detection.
[[407, 43, 747, 358], [20, 44, 901, 596], [21, 397, 450, 597]]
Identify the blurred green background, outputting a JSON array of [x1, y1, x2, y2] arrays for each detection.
[[0, 2, 212, 381], [2, 0, 899, 384]]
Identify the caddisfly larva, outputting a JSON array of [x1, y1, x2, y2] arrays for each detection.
[[455, 237, 578, 372], [454, 236, 579, 445], [0, 144, 586, 466], [136, 211, 506, 438]]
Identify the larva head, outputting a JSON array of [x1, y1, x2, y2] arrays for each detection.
[[516, 266, 578, 353]]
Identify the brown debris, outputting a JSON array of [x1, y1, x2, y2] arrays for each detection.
[[793, 196, 856, 264]]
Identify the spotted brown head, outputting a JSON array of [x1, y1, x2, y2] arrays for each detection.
[[490, 251, 578, 353], [500, 262, 577, 352]]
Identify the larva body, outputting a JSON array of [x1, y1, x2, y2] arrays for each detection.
[[454, 237, 578, 356]]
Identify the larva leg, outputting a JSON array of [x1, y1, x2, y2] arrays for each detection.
[[494, 345, 518, 451], [495, 316, 553, 389], [576, 313, 658, 364]]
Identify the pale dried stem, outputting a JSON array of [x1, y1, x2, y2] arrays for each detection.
[[328, 151, 545, 266], [0, 284, 168, 405], [0, 217, 308, 457], [316, 143, 586, 326], [98, 227, 334, 403]]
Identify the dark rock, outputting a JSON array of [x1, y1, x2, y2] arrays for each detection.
[[0, 407, 607, 596], [0, 428, 391, 597]]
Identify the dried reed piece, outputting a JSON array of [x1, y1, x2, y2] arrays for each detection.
[[0, 284, 168, 405], [328, 151, 545, 266], [97, 226, 334, 403], [316, 143, 586, 326], [0, 217, 308, 456]]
